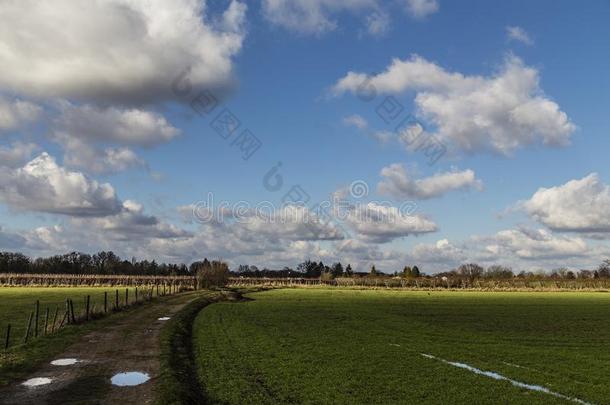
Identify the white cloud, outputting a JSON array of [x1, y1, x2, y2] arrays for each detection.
[[506, 26, 533, 46], [371, 130, 394, 143], [142, 207, 346, 266], [0, 0, 247, 103], [49, 103, 178, 173], [55, 104, 179, 147], [77, 200, 191, 241], [522, 174, 610, 234], [0, 97, 41, 131], [56, 135, 144, 174], [343, 114, 368, 130], [402, 228, 600, 273], [365, 10, 390, 37], [402, 0, 439, 19], [262, 0, 427, 36], [0, 142, 39, 168], [0, 153, 122, 216], [486, 228, 588, 260], [332, 54, 575, 155], [343, 114, 393, 143], [378, 164, 482, 199], [345, 202, 437, 242], [262, 0, 378, 35], [411, 238, 465, 264], [226, 205, 345, 242]]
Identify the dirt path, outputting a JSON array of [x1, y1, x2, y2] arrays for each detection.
[[0, 291, 203, 405]]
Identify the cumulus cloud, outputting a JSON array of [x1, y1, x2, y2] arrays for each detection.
[[400, 228, 600, 273], [522, 174, 610, 235], [56, 135, 144, 174], [49, 104, 178, 173], [0, 153, 122, 216], [55, 104, 179, 147], [485, 228, 588, 260], [332, 54, 575, 155], [378, 164, 482, 199], [262, 0, 430, 36], [411, 239, 464, 264], [365, 10, 390, 37], [0, 97, 41, 131], [402, 0, 439, 19], [343, 114, 394, 143], [0, 0, 247, 103], [262, 0, 378, 35], [0, 142, 39, 168], [143, 207, 346, 266], [343, 114, 368, 130], [77, 200, 191, 241], [506, 26, 533, 45], [345, 202, 437, 242]]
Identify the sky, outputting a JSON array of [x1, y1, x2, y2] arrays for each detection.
[[1, 0, 609, 273]]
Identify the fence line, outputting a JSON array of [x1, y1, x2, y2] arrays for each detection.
[[0, 273, 196, 288], [227, 277, 610, 290], [2, 284, 186, 353]]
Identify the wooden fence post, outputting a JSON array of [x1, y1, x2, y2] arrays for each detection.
[[51, 306, 58, 333], [69, 299, 75, 323], [24, 312, 33, 343], [44, 307, 49, 335], [58, 309, 67, 329], [34, 300, 39, 338], [64, 299, 70, 324], [85, 295, 90, 321], [115, 289, 119, 310], [135, 287, 138, 302], [125, 288, 129, 306], [4, 324, 10, 351], [104, 291, 108, 313]]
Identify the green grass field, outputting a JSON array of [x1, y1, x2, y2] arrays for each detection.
[[0, 286, 159, 386], [193, 289, 610, 404], [0, 287, 140, 348]]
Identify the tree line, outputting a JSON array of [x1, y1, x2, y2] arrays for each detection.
[[3, 250, 610, 280], [235, 260, 610, 281], [0, 251, 203, 277]]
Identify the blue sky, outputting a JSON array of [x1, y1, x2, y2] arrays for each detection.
[[0, 0, 609, 273]]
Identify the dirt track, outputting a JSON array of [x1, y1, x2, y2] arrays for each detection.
[[0, 291, 202, 405]]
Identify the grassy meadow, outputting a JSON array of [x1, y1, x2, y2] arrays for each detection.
[[0, 287, 142, 345], [193, 289, 610, 404], [0, 286, 158, 386]]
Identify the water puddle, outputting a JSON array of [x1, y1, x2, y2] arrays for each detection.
[[110, 372, 150, 387], [51, 358, 79, 366], [22, 377, 53, 387], [420, 354, 593, 405], [157, 317, 171, 321]]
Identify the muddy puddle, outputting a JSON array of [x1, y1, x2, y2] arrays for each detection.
[[51, 358, 80, 366], [22, 377, 53, 387], [110, 372, 150, 387]]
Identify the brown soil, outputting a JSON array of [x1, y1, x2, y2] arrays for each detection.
[[0, 291, 202, 405]]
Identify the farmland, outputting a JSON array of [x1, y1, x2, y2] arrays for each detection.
[[0, 285, 182, 387], [1, 287, 141, 345], [193, 289, 610, 404]]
